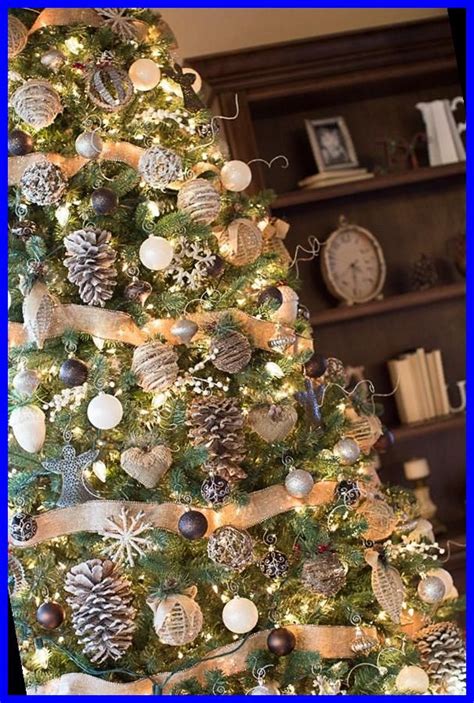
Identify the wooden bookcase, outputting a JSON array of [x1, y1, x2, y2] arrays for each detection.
[[190, 17, 466, 587]]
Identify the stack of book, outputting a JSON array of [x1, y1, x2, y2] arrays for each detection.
[[387, 348, 450, 424], [298, 168, 374, 190]]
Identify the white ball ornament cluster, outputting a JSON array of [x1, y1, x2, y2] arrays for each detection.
[[128, 58, 161, 91], [139, 236, 174, 271], [220, 160, 252, 192], [395, 665, 429, 694], [87, 393, 123, 430], [222, 596, 258, 634]]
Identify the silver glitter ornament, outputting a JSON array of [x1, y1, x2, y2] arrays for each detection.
[[333, 437, 360, 465], [12, 369, 40, 397], [20, 161, 67, 206], [10, 512, 37, 542], [171, 318, 198, 344], [42, 444, 99, 508], [417, 575, 446, 604], [284, 469, 314, 498], [207, 525, 254, 572], [40, 48, 66, 72], [138, 145, 183, 189], [75, 131, 104, 160]]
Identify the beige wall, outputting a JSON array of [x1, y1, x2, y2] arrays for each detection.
[[161, 8, 447, 60]]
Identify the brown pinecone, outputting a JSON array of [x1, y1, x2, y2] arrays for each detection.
[[301, 552, 346, 596], [414, 621, 466, 694], [64, 228, 117, 306], [132, 340, 179, 393], [187, 396, 246, 481], [410, 254, 438, 291], [65, 558, 136, 664], [211, 330, 252, 373]]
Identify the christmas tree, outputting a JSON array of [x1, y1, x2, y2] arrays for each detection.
[[8, 8, 465, 696]]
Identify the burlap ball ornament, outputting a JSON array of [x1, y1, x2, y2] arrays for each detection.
[[345, 408, 383, 454], [20, 161, 67, 206], [219, 218, 262, 266], [147, 586, 203, 646], [177, 178, 221, 225], [8, 15, 28, 58], [11, 80, 62, 129], [132, 340, 179, 393]]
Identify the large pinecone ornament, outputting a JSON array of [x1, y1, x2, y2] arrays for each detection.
[[414, 622, 466, 694], [64, 228, 117, 306], [187, 396, 246, 481], [132, 341, 179, 393], [64, 559, 136, 663]]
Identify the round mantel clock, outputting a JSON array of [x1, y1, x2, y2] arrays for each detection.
[[321, 217, 386, 305]]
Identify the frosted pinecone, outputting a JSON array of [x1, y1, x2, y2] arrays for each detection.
[[187, 396, 246, 481], [64, 227, 117, 306], [64, 558, 136, 664], [414, 621, 466, 694]]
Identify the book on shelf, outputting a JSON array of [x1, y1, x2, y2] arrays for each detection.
[[298, 168, 374, 189], [387, 347, 451, 424]]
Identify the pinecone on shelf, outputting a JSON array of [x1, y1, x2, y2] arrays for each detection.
[[410, 254, 438, 291], [187, 396, 246, 481], [65, 558, 136, 664], [414, 621, 466, 694], [64, 228, 117, 306]]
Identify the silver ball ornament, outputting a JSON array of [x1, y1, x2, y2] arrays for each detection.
[[75, 131, 104, 160], [333, 437, 361, 465], [284, 469, 314, 498], [12, 369, 40, 397], [248, 682, 280, 696], [171, 318, 198, 344], [417, 575, 446, 604]]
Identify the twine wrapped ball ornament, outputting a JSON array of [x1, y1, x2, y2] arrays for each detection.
[[207, 525, 254, 572], [211, 330, 252, 373], [132, 341, 179, 393], [177, 178, 220, 225], [11, 80, 62, 129], [86, 61, 134, 112], [120, 444, 172, 488], [345, 410, 383, 454], [138, 146, 183, 189], [147, 586, 203, 646], [219, 218, 263, 266], [301, 551, 347, 596], [20, 161, 67, 206], [8, 15, 28, 58]]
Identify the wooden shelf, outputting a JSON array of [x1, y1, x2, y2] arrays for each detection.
[[391, 413, 465, 442], [272, 163, 465, 209], [310, 282, 465, 327]]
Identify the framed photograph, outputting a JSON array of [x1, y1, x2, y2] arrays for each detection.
[[305, 117, 359, 172]]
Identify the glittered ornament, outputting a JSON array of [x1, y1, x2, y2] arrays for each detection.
[[222, 596, 258, 634], [10, 219, 37, 241], [124, 279, 152, 305], [12, 369, 40, 396], [36, 601, 65, 630], [120, 444, 172, 488], [91, 187, 118, 215], [267, 627, 296, 656], [333, 437, 360, 465], [75, 131, 104, 159], [10, 512, 38, 542], [201, 475, 230, 505], [211, 330, 252, 373], [147, 586, 203, 646], [248, 403, 297, 443], [40, 48, 66, 72], [335, 479, 360, 506], [8, 15, 28, 58], [87, 60, 134, 112], [220, 160, 252, 192], [177, 178, 220, 225], [42, 443, 99, 508], [59, 358, 88, 387], [284, 469, 314, 498], [132, 341, 179, 393], [301, 552, 346, 596], [128, 58, 161, 91], [87, 393, 123, 429], [8, 129, 33, 156], [171, 318, 198, 344], [207, 525, 254, 572], [20, 161, 66, 205], [304, 353, 328, 379], [139, 236, 174, 270], [138, 146, 183, 188], [219, 218, 262, 266], [260, 549, 289, 579], [178, 510, 208, 540], [417, 575, 446, 603], [11, 80, 62, 129], [10, 405, 46, 453]]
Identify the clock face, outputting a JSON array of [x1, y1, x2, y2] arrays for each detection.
[[322, 225, 386, 304]]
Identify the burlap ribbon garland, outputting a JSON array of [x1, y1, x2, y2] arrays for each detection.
[[26, 623, 379, 695], [10, 482, 396, 548]]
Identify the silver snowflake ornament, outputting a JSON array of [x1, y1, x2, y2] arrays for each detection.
[[42, 444, 99, 508], [95, 8, 142, 40], [100, 507, 153, 567], [165, 237, 216, 290]]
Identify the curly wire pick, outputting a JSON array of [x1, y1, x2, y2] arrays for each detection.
[[290, 235, 324, 278], [190, 93, 240, 152], [247, 154, 289, 169], [440, 539, 466, 564]]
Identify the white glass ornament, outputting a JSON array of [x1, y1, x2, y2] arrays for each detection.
[[285, 469, 314, 498], [395, 665, 429, 693], [248, 682, 280, 695], [427, 567, 454, 594], [13, 369, 40, 397], [10, 405, 46, 453], [222, 596, 258, 633], [139, 236, 174, 271], [87, 393, 123, 430], [220, 160, 252, 192], [75, 131, 103, 160], [128, 58, 161, 91], [183, 67, 202, 93]]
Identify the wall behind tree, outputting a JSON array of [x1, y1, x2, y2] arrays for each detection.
[[161, 8, 447, 59]]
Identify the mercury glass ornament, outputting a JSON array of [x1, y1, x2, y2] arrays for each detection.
[[171, 318, 198, 344], [417, 575, 446, 604], [333, 437, 360, 465], [178, 510, 208, 540], [75, 131, 104, 160], [284, 469, 314, 498], [8, 129, 33, 156], [220, 160, 252, 192], [36, 601, 65, 629]]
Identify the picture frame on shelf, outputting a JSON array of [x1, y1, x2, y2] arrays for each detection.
[[305, 116, 359, 172]]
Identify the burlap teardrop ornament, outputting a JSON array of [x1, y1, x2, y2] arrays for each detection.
[[248, 403, 297, 443], [120, 445, 172, 488], [365, 548, 404, 624]]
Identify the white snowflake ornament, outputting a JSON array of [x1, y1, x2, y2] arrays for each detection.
[[100, 507, 153, 567]]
